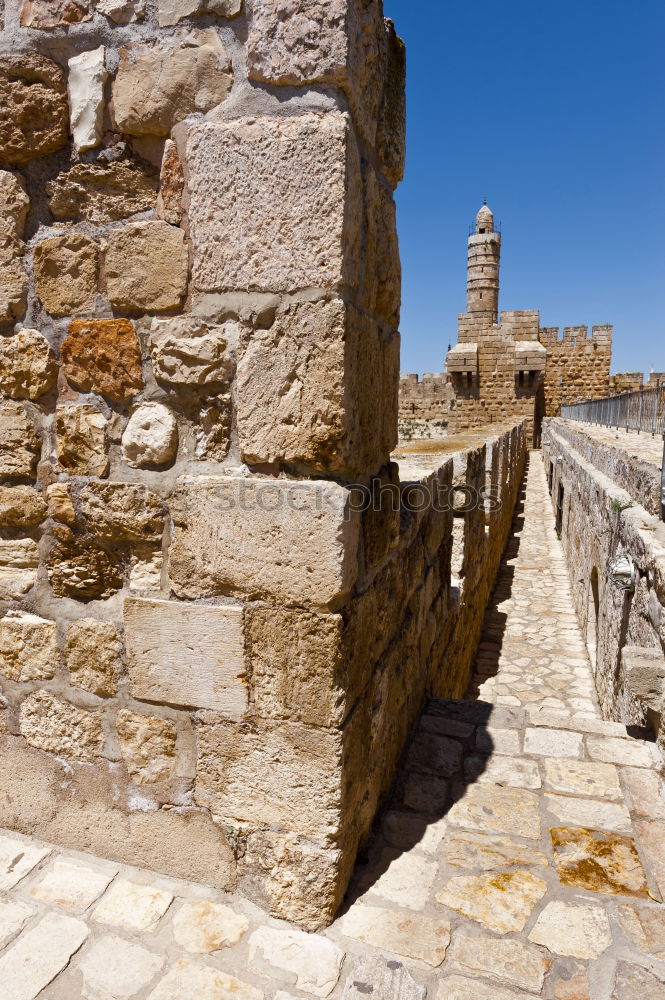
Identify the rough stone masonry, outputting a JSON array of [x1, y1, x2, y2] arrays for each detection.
[[0, 0, 532, 931]]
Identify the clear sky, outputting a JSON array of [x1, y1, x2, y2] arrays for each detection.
[[384, 0, 665, 378]]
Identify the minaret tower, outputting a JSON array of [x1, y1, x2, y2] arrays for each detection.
[[466, 202, 501, 323]]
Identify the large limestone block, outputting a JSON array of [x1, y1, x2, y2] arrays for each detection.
[[0, 250, 28, 324], [248, 606, 344, 728], [124, 598, 248, 716], [112, 32, 232, 137], [105, 221, 188, 313], [169, 476, 360, 605], [20, 690, 104, 762], [149, 317, 234, 386], [47, 161, 157, 225], [0, 485, 46, 529], [158, 0, 241, 25], [56, 403, 109, 476], [65, 619, 123, 697], [246, 0, 386, 143], [116, 709, 177, 785], [0, 55, 68, 164], [61, 319, 143, 402], [68, 47, 107, 152], [195, 716, 344, 842], [34, 234, 99, 316], [0, 401, 41, 480], [0, 329, 57, 401], [0, 171, 29, 241], [0, 538, 39, 599], [237, 299, 398, 476], [247, 926, 344, 997], [184, 113, 361, 294], [0, 611, 57, 682], [376, 19, 406, 188], [78, 482, 164, 543]]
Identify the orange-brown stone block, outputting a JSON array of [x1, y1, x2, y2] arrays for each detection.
[[61, 318, 144, 402]]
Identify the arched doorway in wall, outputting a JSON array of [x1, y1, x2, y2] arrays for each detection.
[[586, 567, 600, 671]]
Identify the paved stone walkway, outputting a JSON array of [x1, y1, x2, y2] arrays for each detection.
[[468, 453, 600, 717], [0, 453, 664, 1000]]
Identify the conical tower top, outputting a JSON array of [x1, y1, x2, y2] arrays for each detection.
[[476, 202, 494, 234]]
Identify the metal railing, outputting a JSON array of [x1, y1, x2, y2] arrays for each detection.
[[561, 386, 665, 520], [561, 385, 665, 436]]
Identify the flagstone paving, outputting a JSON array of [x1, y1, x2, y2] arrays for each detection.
[[0, 452, 664, 1000]]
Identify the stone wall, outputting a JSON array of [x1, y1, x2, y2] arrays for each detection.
[[542, 418, 665, 746], [539, 326, 612, 414]]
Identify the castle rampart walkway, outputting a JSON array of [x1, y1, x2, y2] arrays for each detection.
[[0, 455, 663, 999]]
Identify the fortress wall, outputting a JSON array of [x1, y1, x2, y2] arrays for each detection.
[[540, 325, 612, 415], [543, 419, 665, 749], [0, 0, 433, 930]]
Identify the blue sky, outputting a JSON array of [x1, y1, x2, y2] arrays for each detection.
[[384, 0, 665, 377]]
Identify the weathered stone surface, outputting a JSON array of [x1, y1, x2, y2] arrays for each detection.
[[185, 113, 361, 294], [377, 19, 407, 188], [465, 753, 541, 789], [68, 46, 107, 152], [0, 611, 57, 682], [47, 483, 76, 525], [237, 299, 396, 474], [0, 252, 27, 324], [48, 161, 158, 224], [147, 959, 262, 1000], [0, 912, 88, 1000], [93, 880, 173, 931], [194, 398, 232, 461], [341, 957, 425, 1000], [97, 0, 143, 22], [0, 538, 39, 599], [0, 171, 29, 240], [618, 904, 665, 958], [339, 904, 450, 967], [241, 830, 344, 931], [631, 820, 665, 898], [248, 926, 344, 998], [19, 690, 104, 761], [169, 476, 360, 605], [116, 709, 176, 785], [65, 619, 122, 698], [370, 851, 437, 910], [0, 329, 57, 401], [436, 871, 547, 934], [79, 482, 164, 543], [20, 0, 91, 27], [612, 963, 665, 1000], [551, 962, 592, 1000], [0, 485, 46, 529], [78, 934, 165, 1000], [249, 606, 344, 728], [524, 727, 583, 758], [442, 831, 550, 870], [0, 834, 50, 890], [550, 826, 648, 897], [149, 317, 234, 386], [30, 859, 114, 911], [129, 549, 163, 594], [0, 401, 40, 480], [49, 542, 122, 600], [112, 32, 232, 137], [246, 0, 385, 143], [172, 900, 248, 953], [61, 319, 143, 402], [438, 976, 538, 1000], [528, 900, 612, 959], [105, 221, 188, 313], [448, 931, 550, 993], [34, 233, 99, 317], [622, 767, 665, 819], [121, 403, 178, 468], [0, 898, 33, 949], [545, 793, 631, 834], [56, 403, 109, 476], [158, 0, 241, 26], [155, 139, 184, 224], [586, 735, 656, 767], [543, 757, 622, 799], [447, 784, 541, 839], [405, 731, 463, 777], [195, 717, 343, 841], [0, 55, 68, 164], [124, 598, 247, 715]]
